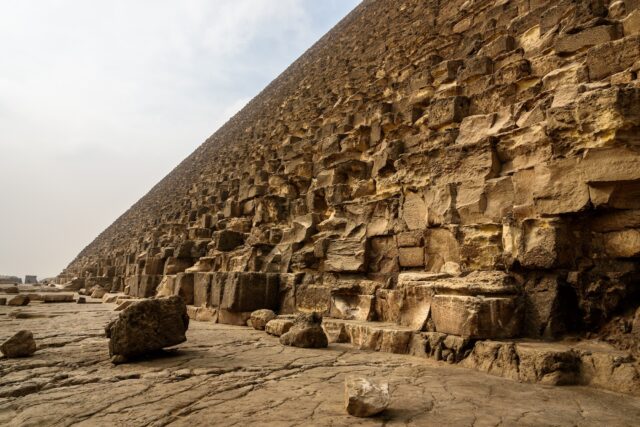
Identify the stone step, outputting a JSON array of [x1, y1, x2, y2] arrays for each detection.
[[322, 318, 417, 354], [322, 318, 640, 396]]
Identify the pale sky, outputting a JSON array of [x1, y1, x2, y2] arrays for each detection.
[[0, 0, 360, 280]]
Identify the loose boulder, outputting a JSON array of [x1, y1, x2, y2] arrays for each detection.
[[250, 309, 277, 330], [279, 312, 328, 348], [7, 295, 30, 306], [0, 297, 6, 305], [4, 285, 19, 294], [105, 296, 189, 363], [344, 377, 390, 417], [1, 330, 37, 358]]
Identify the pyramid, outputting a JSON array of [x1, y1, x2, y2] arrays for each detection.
[[59, 0, 640, 390]]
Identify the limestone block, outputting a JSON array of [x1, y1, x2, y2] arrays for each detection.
[[296, 284, 331, 314], [174, 273, 195, 305], [135, 275, 162, 298], [329, 294, 374, 321], [425, 96, 470, 129], [402, 190, 427, 230], [503, 218, 573, 269], [586, 35, 640, 80], [533, 158, 590, 215], [398, 247, 425, 268], [155, 275, 176, 298], [325, 238, 366, 272], [397, 282, 434, 331], [213, 230, 245, 252], [603, 229, 640, 258], [217, 309, 251, 326], [374, 289, 402, 323], [265, 318, 294, 336], [555, 25, 619, 54], [367, 236, 399, 274], [431, 60, 462, 85], [249, 309, 277, 330], [193, 272, 213, 307], [458, 56, 493, 82], [431, 295, 521, 339], [424, 228, 460, 273], [623, 8, 640, 35], [220, 272, 279, 312], [459, 224, 503, 271]]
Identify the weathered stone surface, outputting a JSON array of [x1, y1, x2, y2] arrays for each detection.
[[280, 312, 328, 348], [3, 303, 640, 425], [249, 309, 276, 330], [0, 330, 36, 358], [54, 0, 640, 390], [344, 377, 390, 417], [265, 317, 294, 336], [105, 296, 189, 363], [42, 294, 74, 303], [7, 295, 29, 306]]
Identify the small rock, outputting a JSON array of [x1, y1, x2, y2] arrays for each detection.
[[1, 330, 37, 358], [7, 295, 30, 306], [250, 309, 277, 331], [105, 296, 189, 363], [279, 312, 328, 348], [265, 318, 294, 337], [91, 287, 107, 299], [4, 285, 19, 294], [344, 377, 390, 418], [77, 297, 86, 304]]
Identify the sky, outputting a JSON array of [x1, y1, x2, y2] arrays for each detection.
[[0, 0, 360, 280]]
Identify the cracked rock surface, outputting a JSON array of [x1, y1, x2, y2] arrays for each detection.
[[1, 302, 640, 426]]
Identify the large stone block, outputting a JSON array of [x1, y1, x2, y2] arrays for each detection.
[[431, 294, 521, 339], [175, 273, 195, 305], [324, 238, 366, 272], [220, 272, 279, 312], [193, 272, 213, 307]]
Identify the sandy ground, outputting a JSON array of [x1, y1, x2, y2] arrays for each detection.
[[1, 295, 640, 426]]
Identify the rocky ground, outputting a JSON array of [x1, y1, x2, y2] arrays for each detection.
[[1, 295, 640, 426]]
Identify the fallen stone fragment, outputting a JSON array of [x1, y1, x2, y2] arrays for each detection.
[[7, 295, 30, 306], [42, 294, 74, 303], [1, 330, 37, 358], [250, 309, 277, 330], [265, 318, 294, 337], [4, 285, 19, 294], [105, 296, 189, 363], [280, 312, 328, 348], [344, 377, 390, 417], [0, 297, 6, 305], [77, 297, 86, 304]]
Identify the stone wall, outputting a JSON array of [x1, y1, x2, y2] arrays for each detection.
[[60, 0, 640, 354]]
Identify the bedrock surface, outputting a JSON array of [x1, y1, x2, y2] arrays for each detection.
[[1, 302, 640, 427]]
